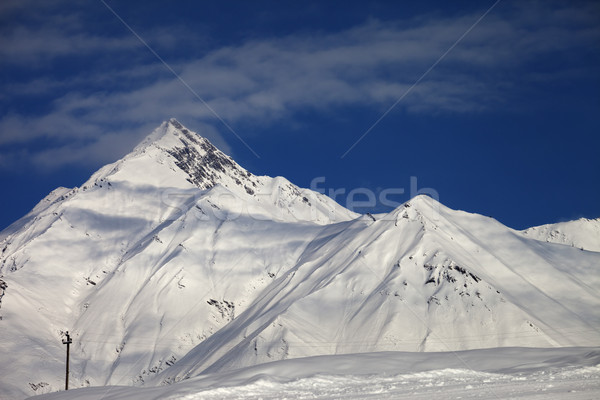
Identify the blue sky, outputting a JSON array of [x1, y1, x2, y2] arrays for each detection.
[[0, 0, 599, 230]]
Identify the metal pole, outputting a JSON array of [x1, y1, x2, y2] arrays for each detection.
[[62, 331, 72, 390]]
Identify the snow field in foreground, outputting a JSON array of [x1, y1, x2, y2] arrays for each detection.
[[29, 347, 600, 400], [179, 366, 600, 400]]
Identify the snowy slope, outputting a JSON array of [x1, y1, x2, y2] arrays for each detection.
[[0, 119, 357, 399], [157, 195, 600, 384], [0, 119, 599, 399], [520, 218, 600, 252], [28, 347, 600, 400]]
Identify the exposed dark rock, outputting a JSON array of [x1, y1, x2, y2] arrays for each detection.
[[0, 278, 6, 319], [165, 127, 259, 193]]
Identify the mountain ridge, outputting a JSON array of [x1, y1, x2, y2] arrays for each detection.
[[0, 120, 598, 399], [158, 194, 599, 384]]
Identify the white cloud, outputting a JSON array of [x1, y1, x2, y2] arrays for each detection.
[[0, 26, 139, 66], [0, 2, 598, 170]]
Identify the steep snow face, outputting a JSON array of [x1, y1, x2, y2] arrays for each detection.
[[520, 218, 600, 252], [0, 120, 598, 399]]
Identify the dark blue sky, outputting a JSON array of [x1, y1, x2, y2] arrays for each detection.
[[1, 0, 599, 230]]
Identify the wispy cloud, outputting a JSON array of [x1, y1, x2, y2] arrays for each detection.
[[0, 26, 139, 65], [0, 1, 598, 170]]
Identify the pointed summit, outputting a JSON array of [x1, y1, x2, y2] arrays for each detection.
[[149, 118, 259, 192], [139, 118, 212, 151], [101, 119, 260, 194], [163, 120, 259, 192], [40, 119, 356, 227], [124, 120, 356, 222]]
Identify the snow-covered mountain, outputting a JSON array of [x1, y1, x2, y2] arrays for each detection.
[[0, 120, 598, 399], [521, 218, 600, 252]]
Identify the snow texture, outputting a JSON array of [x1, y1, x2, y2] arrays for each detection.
[[28, 347, 600, 399], [0, 120, 598, 399]]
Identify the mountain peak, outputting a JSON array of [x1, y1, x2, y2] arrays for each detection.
[[76, 120, 357, 224], [166, 129, 256, 192], [389, 194, 444, 224], [168, 117, 182, 125], [134, 118, 207, 152], [521, 217, 600, 252], [124, 119, 259, 192]]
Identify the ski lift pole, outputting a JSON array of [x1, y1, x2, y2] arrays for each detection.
[[62, 331, 72, 390]]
